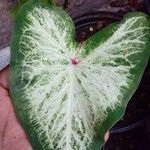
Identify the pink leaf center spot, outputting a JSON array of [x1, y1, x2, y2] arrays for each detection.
[[71, 58, 80, 65]]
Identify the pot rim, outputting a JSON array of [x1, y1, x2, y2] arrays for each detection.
[[74, 11, 122, 30]]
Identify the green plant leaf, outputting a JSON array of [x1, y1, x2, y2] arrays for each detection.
[[11, 0, 29, 18], [11, 0, 55, 18], [10, 0, 150, 149]]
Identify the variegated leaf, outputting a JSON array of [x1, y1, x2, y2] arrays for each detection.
[[10, 1, 150, 150]]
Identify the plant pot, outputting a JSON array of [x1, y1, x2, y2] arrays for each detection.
[[144, 0, 150, 15]]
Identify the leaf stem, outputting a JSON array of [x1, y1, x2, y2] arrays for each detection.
[[63, 0, 69, 9], [75, 40, 84, 56]]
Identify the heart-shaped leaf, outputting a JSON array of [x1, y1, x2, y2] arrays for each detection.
[[10, 1, 150, 149]]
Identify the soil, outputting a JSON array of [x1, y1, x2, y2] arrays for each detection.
[[75, 0, 150, 149]]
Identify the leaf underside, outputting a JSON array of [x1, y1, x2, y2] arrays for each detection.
[[10, 1, 150, 150]]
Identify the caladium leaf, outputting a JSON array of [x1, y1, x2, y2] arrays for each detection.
[[10, 0, 150, 149]]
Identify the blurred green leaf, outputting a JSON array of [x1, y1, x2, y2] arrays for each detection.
[[11, 0, 55, 19], [11, 0, 29, 19]]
